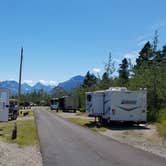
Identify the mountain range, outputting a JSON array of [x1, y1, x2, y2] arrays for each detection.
[[0, 75, 84, 95]]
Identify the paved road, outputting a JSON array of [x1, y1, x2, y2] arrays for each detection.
[[35, 107, 166, 166]]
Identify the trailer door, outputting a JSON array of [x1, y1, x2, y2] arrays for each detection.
[[93, 92, 104, 116]]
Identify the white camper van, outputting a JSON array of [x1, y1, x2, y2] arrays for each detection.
[[0, 88, 9, 122], [86, 87, 147, 124], [50, 98, 59, 110]]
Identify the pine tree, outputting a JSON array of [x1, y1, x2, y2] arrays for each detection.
[[83, 71, 97, 88], [135, 41, 153, 67], [153, 30, 159, 52], [99, 72, 110, 89], [104, 52, 115, 78], [118, 58, 129, 85]]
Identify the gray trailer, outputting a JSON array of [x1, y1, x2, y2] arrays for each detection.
[[86, 87, 147, 124], [59, 96, 79, 112]]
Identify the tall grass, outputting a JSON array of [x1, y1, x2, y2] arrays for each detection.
[[156, 108, 166, 140]]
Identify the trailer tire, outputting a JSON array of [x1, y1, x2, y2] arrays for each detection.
[[12, 113, 17, 120]]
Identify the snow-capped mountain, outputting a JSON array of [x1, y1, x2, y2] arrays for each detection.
[[0, 81, 54, 95], [55, 75, 84, 92], [0, 75, 84, 95], [32, 82, 54, 93]]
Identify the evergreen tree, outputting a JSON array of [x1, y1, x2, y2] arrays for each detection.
[[104, 52, 115, 78], [83, 71, 97, 88], [153, 30, 159, 52], [52, 86, 68, 98], [118, 58, 129, 85], [162, 45, 166, 54], [135, 41, 153, 67], [99, 72, 110, 89], [99, 52, 115, 89]]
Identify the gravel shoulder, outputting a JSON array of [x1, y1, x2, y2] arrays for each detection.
[[0, 109, 43, 166], [0, 139, 42, 166], [56, 111, 166, 159], [100, 125, 166, 159]]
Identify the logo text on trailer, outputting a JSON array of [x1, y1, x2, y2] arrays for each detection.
[[121, 100, 136, 104]]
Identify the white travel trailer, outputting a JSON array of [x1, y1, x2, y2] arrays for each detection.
[[86, 87, 147, 124], [50, 98, 59, 110], [0, 88, 9, 122]]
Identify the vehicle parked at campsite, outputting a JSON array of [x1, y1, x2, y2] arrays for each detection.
[[50, 96, 79, 112], [86, 87, 147, 124], [50, 98, 59, 110], [8, 99, 19, 120]]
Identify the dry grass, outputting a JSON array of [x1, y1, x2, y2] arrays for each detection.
[[156, 108, 166, 140], [0, 119, 38, 146], [69, 117, 106, 132], [19, 109, 34, 117]]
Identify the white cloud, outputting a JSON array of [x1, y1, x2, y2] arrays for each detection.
[[137, 40, 149, 47], [113, 58, 121, 64], [39, 80, 57, 86], [151, 21, 166, 31], [23, 80, 34, 86], [136, 21, 166, 47], [136, 33, 152, 47], [92, 68, 101, 73], [124, 51, 138, 64], [9, 78, 16, 81], [136, 33, 152, 43]]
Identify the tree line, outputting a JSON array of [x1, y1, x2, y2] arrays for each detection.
[[72, 31, 166, 119], [18, 31, 166, 120]]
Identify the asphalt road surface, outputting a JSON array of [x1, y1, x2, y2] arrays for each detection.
[[35, 107, 166, 166]]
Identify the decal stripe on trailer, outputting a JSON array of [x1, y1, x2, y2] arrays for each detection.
[[116, 106, 140, 111]]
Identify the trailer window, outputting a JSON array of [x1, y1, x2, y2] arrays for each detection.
[[87, 95, 92, 102]]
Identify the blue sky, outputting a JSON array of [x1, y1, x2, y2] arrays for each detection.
[[0, 0, 166, 86]]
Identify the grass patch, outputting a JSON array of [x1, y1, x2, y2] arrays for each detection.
[[0, 119, 38, 146], [19, 109, 33, 117], [76, 111, 87, 116], [156, 108, 166, 140], [156, 122, 166, 140], [123, 131, 143, 137], [69, 117, 106, 132]]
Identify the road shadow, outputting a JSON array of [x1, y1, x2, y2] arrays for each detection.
[[84, 121, 150, 131]]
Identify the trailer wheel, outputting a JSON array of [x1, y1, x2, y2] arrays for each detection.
[[73, 110, 76, 113], [12, 113, 17, 120]]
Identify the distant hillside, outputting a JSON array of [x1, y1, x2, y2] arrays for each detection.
[[58, 75, 84, 91], [0, 80, 18, 95], [0, 75, 84, 96], [32, 82, 54, 93], [0, 81, 54, 95]]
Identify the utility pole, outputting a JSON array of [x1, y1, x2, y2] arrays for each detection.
[[18, 47, 23, 111]]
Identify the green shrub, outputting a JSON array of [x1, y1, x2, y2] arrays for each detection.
[[156, 108, 166, 140], [157, 108, 166, 123], [147, 109, 159, 122]]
